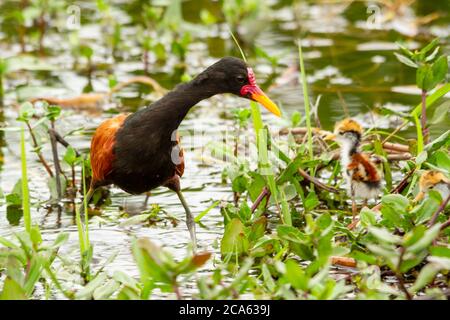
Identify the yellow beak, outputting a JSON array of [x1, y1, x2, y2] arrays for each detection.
[[251, 91, 282, 117], [324, 133, 336, 141]]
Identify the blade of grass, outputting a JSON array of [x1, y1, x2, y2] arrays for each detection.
[[297, 39, 313, 161], [230, 29, 279, 208], [413, 113, 424, 154], [20, 126, 31, 233], [82, 160, 90, 248], [411, 83, 450, 117], [194, 200, 220, 223]]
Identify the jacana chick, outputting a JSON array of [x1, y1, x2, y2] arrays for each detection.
[[327, 119, 382, 225], [414, 170, 450, 203]]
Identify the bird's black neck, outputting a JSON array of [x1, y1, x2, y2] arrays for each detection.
[[138, 78, 217, 133]]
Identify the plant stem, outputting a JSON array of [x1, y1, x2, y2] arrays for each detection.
[[421, 89, 429, 144], [25, 121, 54, 177], [20, 127, 31, 233], [396, 247, 412, 300], [82, 160, 90, 247], [251, 186, 269, 213], [429, 194, 450, 226], [0, 73, 3, 108], [49, 122, 62, 200], [297, 39, 313, 161]]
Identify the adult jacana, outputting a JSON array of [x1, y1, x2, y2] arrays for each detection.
[[83, 57, 281, 251], [326, 119, 382, 227]]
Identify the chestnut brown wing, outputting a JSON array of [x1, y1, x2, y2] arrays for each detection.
[[348, 153, 380, 183], [90, 114, 128, 185]]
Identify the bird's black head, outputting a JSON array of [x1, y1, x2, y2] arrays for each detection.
[[193, 57, 281, 116]]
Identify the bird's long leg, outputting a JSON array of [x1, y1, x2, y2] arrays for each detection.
[[175, 188, 197, 253], [143, 192, 151, 209], [352, 197, 357, 221], [348, 186, 358, 230], [165, 175, 197, 253]]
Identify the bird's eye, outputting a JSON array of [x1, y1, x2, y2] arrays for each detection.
[[236, 75, 246, 84]]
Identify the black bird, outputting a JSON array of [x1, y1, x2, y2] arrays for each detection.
[[84, 57, 281, 250]]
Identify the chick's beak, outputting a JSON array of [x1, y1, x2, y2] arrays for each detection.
[[324, 133, 336, 141]]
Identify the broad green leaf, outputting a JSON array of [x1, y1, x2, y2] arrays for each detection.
[[277, 225, 307, 244], [75, 273, 108, 299], [220, 218, 249, 256], [93, 280, 120, 300], [431, 56, 448, 86], [407, 224, 441, 253], [368, 226, 402, 244], [0, 277, 26, 300], [119, 213, 151, 227], [381, 194, 409, 212], [248, 216, 267, 243], [284, 259, 308, 291], [409, 263, 439, 293]]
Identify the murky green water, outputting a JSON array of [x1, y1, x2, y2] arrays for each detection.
[[0, 0, 449, 298]]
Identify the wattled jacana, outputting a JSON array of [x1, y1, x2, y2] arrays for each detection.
[[83, 57, 281, 251], [326, 119, 382, 227]]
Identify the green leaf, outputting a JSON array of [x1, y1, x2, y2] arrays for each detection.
[[261, 264, 276, 292], [17, 102, 35, 122], [416, 151, 427, 165], [430, 101, 450, 125], [194, 200, 220, 223], [304, 191, 320, 211], [368, 226, 402, 244], [75, 272, 108, 299], [248, 216, 267, 243], [410, 263, 439, 293], [49, 232, 69, 249], [407, 224, 441, 254], [431, 55, 448, 86], [416, 65, 434, 91], [119, 213, 151, 227], [133, 238, 174, 284], [419, 38, 440, 57], [113, 271, 139, 292], [412, 196, 440, 225], [63, 146, 78, 165], [360, 207, 377, 226], [284, 259, 308, 291], [93, 279, 120, 300], [433, 150, 450, 172], [23, 256, 42, 296], [220, 218, 249, 256], [411, 84, 450, 117], [381, 194, 409, 212], [429, 246, 450, 258], [277, 225, 307, 244], [30, 225, 42, 246], [0, 277, 26, 300], [394, 53, 418, 68]]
